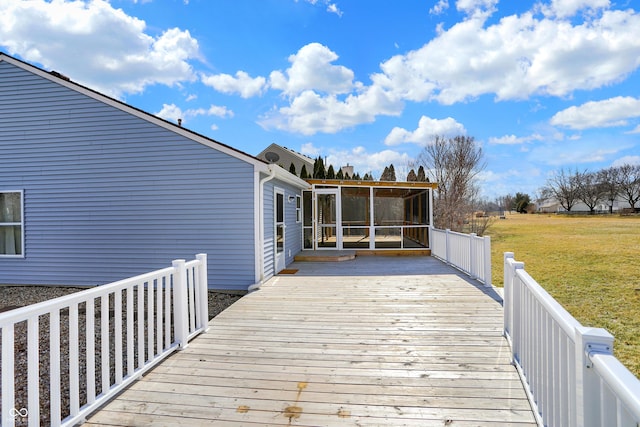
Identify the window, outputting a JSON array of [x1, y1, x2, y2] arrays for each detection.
[[296, 195, 302, 223], [276, 191, 284, 254], [0, 191, 23, 256]]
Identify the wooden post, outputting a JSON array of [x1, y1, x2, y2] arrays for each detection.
[[172, 259, 189, 350]]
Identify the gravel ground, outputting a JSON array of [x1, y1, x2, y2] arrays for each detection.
[[0, 285, 244, 426]]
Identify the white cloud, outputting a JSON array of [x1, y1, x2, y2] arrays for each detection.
[[456, 0, 499, 16], [0, 0, 200, 98], [156, 103, 233, 123], [541, 0, 610, 19], [269, 43, 356, 96], [302, 0, 343, 16], [430, 0, 449, 15], [489, 133, 544, 145], [260, 42, 407, 135], [156, 104, 184, 122], [326, 3, 343, 17], [296, 143, 411, 179], [384, 116, 467, 146], [373, 7, 640, 104], [259, 85, 402, 135], [201, 71, 267, 98], [550, 96, 640, 130], [627, 125, 640, 134], [325, 147, 411, 178], [612, 156, 640, 167], [300, 142, 321, 157], [204, 105, 234, 118], [477, 167, 543, 199], [232, 5, 640, 136], [529, 142, 621, 166]]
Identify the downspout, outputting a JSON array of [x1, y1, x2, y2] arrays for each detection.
[[249, 165, 276, 293]]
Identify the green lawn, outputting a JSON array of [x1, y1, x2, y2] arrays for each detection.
[[487, 213, 640, 378]]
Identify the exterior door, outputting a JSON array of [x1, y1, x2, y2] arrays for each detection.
[[275, 189, 286, 273], [315, 189, 342, 249]]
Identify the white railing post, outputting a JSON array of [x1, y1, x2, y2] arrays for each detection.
[[445, 229, 451, 264], [503, 252, 514, 341], [196, 253, 209, 332], [172, 259, 189, 350], [2, 324, 15, 427], [574, 326, 615, 427], [483, 236, 492, 287], [469, 233, 477, 280]]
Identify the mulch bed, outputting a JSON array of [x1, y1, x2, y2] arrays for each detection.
[[0, 286, 243, 426]]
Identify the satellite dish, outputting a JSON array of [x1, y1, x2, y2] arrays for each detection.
[[264, 152, 280, 163]]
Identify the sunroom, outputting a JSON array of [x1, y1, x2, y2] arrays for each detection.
[[302, 180, 437, 253]]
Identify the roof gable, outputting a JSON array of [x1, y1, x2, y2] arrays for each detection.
[[0, 52, 268, 170]]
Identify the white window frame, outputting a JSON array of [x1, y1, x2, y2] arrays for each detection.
[[295, 194, 302, 223], [0, 190, 25, 258]]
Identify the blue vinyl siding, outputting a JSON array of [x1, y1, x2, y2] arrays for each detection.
[[0, 60, 256, 290], [262, 179, 302, 281]]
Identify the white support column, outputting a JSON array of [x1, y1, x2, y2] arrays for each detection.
[[574, 326, 614, 427], [196, 253, 209, 332], [369, 187, 375, 249], [445, 229, 451, 264], [483, 236, 492, 287], [2, 324, 15, 427], [469, 233, 477, 280], [172, 259, 189, 349]]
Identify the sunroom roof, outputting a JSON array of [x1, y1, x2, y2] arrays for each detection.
[[305, 179, 437, 189]]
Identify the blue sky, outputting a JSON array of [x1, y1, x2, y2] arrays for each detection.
[[1, 0, 639, 199]]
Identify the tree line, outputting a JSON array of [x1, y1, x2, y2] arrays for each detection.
[[541, 165, 640, 213], [287, 156, 429, 182]]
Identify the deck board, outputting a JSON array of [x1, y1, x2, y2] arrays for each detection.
[[85, 256, 537, 426]]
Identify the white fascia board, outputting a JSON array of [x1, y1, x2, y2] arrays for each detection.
[[270, 165, 311, 190]]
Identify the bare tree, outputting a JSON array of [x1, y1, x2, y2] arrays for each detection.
[[598, 167, 622, 214], [495, 194, 514, 215], [575, 170, 605, 214], [416, 135, 485, 231], [543, 168, 580, 212], [617, 163, 640, 210]]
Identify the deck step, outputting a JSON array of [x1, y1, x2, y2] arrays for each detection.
[[294, 250, 356, 262]]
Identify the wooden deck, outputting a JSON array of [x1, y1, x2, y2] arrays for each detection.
[[85, 256, 537, 426]]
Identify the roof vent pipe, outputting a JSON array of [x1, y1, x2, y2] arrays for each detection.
[[177, 118, 182, 126]]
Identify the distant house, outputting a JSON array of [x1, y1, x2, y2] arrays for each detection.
[[0, 52, 308, 291], [257, 143, 314, 176], [537, 197, 633, 213]]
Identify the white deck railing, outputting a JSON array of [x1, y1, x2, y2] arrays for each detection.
[[1, 254, 209, 427], [504, 252, 640, 427], [430, 227, 492, 286]]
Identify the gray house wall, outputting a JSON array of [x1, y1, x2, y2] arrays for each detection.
[[0, 58, 260, 290]]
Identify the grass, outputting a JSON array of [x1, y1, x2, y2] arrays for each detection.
[[487, 213, 640, 378]]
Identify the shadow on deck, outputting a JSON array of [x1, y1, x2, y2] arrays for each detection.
[[85, 256, 536, 426]]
